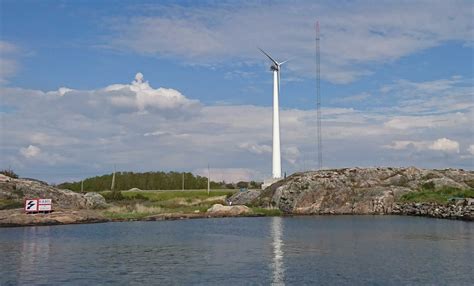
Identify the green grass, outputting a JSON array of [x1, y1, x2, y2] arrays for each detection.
[[99, 190, 287, 219], [0, 199, 23, 210], [123, 189, 234, 200], [400, 186, 474, 204], [251, 207, 283, 216], [100, 190, 236, 219], [101, 190, 234, 201]]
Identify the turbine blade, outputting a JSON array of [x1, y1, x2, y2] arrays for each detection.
[[278, 59, 289, 66], [258, 47, 278, 66]]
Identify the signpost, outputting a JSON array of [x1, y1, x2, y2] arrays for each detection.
[[25, 198, 53, 214]]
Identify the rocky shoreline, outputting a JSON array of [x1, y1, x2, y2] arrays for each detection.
[[1, 205, 473, 228], [0, 204, 256, 227], [1, 167, 473, 227], [393, 201, 473, 221]]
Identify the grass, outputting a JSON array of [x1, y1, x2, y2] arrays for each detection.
[[400, 186, 474, 204], [123, 189, 234, 200], [0, 199, 23, 210], [251, 207, 283, 216], [99, 189, 286, 220], [100, 190, 236, 219], [102, 204, 165, 220]]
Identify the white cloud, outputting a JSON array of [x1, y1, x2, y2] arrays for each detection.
[[282, 146, 301, 165], [194, 168, 258, 183], [1, 75, 472, 182], [385, 138, 460, 154], [106, 73, 200, 111], [238, 142, 272, 155], [384, 113, 470, 130], [380, 76, 473, 114], [332, 92, 371, 104], [105, 1, 473, 83], [20, 145, 41, 158], [429, 138, 460, 153], [468, 145, 474, 155]]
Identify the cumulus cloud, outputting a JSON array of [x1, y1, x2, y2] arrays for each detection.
[[385, 138, 460, 153], [106, 73, 200, 111], [106, 1, 473, 83], [468, 145, 474, 155], [20, 145, 41, 158], [1, 75, 471, 182], [282, 146, 301, 165], [429, 138, 460, 153], [238, 142, 272, 155]]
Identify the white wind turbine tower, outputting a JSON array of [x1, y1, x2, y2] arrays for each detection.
[[259, 48, 288, 179]]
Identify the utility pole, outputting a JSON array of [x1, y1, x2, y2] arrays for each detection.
[[182, 172, 185, 191], [111, 165, 116, 191], [207, 164, 210, 196], [315, 21, 323, 170], [81, 180, 84, 193]]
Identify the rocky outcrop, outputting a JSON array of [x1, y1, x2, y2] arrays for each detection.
[[393, 200, 473, 221], [246, 167, 473, 219], [83, 192, 108, 209], [0, 175, 107, 209], [227, 190, 261, 205], [206, 204, 251, 216], [0, 208, 107, 227]]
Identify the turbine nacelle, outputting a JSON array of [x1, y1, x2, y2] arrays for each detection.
[[258, 48, 287, 71]]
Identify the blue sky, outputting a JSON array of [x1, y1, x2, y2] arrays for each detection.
[[1, 0, 473, 183]]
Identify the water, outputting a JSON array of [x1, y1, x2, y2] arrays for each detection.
[[1, 216, 473, 285]]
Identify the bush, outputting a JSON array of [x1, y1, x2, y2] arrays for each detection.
[[102, 190, 125, 201], [400, 186, 474, 204], [0, 169, 18, 179], [421, 181, 435, 190], [128, 193, 149, 201]]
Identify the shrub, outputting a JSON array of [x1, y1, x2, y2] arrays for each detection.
[[0, 169, 18, 179], [400, 186, 474, 204], [102, 190, 125, 201], [128, 193, 149, 201], [421, 181, 435, 190]]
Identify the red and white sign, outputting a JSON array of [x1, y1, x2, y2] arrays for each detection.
[[25, 199, 38, 212], [38, 199, 52, 205], [38, 204, 52, 211], [25, 198, 53, 213]]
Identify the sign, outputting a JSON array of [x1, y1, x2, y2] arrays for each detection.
[[38, 204, 52, 211], [25, 199, 38, 212], [38, 199, 52, 205], [25, 198, 53, 213]]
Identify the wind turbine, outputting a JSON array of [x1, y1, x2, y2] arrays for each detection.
[[259, 48, 288, 179]]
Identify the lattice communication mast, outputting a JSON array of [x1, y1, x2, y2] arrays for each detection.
[[315, 21, 323, 170]]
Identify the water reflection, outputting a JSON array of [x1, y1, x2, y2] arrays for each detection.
[[271, 216, 285, 285], [18, 227, 51, 285]]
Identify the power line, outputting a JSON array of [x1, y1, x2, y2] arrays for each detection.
[[315, 21, 323, 170]]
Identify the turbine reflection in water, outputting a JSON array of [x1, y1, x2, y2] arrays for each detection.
[[271, 216, 285, 285]]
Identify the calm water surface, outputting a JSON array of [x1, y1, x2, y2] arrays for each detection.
[[1, 216, 473, 285]]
